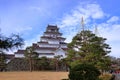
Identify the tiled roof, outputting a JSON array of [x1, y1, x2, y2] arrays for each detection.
[[35, 47, 68, 51], [60, 42, 67, 44], [62, 48, 68, 50], [41, 36, 65, 40], [32, 43, 39, 48], [38, 41, 48, 44], [15, 50, 25, 54], [5, 54, 15, 59], [32, 43, 37, 46], [57, 37, 66, 40], [44, 32, 62, 35], [47, 25, 58, 29], [35, 47, 57, 50]]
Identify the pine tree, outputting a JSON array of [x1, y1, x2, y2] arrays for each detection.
[[24, 46, 38, 72], [0, 51, 6, 71], [0, 31, 24, 71], [0, 33, 24, 50], [67, 30, 111, 70]]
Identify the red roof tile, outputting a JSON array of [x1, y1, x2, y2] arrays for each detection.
[[41, 36, 65, 40], [15, 50, 25, 54], [35, 47, 57, 50], [44, 32, 62, 35], [38, 41, 48, 44], [5, 54, 15, 59], [47, 25, 58, 29]]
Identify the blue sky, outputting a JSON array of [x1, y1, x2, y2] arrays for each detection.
[[0, 0, 120, 57]]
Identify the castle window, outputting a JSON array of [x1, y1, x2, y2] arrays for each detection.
[[51, 29, 55, 32], [48, 30, 51, 32]]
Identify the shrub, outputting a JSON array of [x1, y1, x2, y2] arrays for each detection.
[[99, 74, 113, 80], [69, 63, 100, 80]]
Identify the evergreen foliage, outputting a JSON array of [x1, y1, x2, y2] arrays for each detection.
[[69, 63, 100, 80], [0, 34, 24, 50], [0, 51, 6, 71], [24, 46, 38, 71], [0, 31, 24, 71], [36, 57, 49, 70], [67, 30, 111, 71]]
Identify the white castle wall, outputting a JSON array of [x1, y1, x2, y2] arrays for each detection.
[[15, 54, 24, 58], [39, 44, 67, 48], [35, 50, 54, 53], [55, 49, 66, 58], [38, 55, 54, 58]]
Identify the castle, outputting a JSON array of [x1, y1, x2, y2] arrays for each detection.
[[14, 25, 68, 58]]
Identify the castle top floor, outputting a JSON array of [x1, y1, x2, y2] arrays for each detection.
[[46, 25, 59, 32]]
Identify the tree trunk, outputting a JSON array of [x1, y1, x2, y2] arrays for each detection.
[[29, 58, 32, 72]]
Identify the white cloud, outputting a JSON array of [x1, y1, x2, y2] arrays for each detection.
[[24, 34, 41, 49], [58, 2, 106, 28], [14, 26, 32, 33], [107, 16, 119, 23], [57, 2, 106, 43], [0, 24, 33, 36], [3, 1, 119, 57], [77, 3, 105, 19], [30, 6, 41, 11], [96, 17, 120, 57], [98, 17, 120, 41], [29, 6, 50, 16], [58, 2, 120, 57], [110, 43, 120, 57]]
